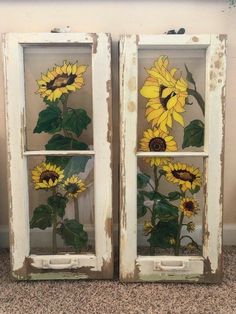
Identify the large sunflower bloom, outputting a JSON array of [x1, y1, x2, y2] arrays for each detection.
[[139, 128, 177, 167], [140, 56, 188, 132], [32, 162, 64, 190], [179, 198, 199, 218], [36, 61, 88, 101], [63, 175, 86, 198], [163, 162, 201, 192]]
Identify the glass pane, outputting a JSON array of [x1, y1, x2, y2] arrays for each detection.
[[24, 45, 93, 151], [138, 48, 206, 152], [28, 155, 95, 255], [137, 156, 205, 256]]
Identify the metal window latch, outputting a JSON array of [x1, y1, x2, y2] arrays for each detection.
[[51, 26, 71, 33], [165, 28, 185, 35]]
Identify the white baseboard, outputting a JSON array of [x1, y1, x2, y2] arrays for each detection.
[[0, 224, 235, 248]]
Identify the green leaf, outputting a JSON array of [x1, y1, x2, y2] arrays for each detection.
[[47, 194, 68, 218], [148, 219, 178, 248], [63, 155, 91, 177], [182, 119, 204, 149], [43, 97, 60, 106], [46, 155, 90, 175], [185, 64, 196, 86], [63, 109, 91, 137], [33, 105, 62, 134], [137, 193, 147, 218], [167, 191, 182, 201], [30, 205, 52, 230], [190, 185, 201, 195], [137, 173, 150, 189], [140, 190, 166, 201], [45, 156, 70, 169], [153, 199, 178, 222], [45, 134, 88, 150], [58, 219, 88, 251], [139, 191, 155, 200], [45, 134, 89, 169]]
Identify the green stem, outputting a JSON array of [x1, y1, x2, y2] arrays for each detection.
[[52, 188, 57, 254], [61, 94, 70, 138], [74, 198, 79, 221], [52, 213, 57, 254], [153, 165, 159, 192], [187, 88, 205, 115], [174, 212, 184, 256], [149, 166, 160, 256], [152, 165, 159, 226], [150, 246, 155, 256], [147, 182, 155, 192], [180, 235, 200, 250]]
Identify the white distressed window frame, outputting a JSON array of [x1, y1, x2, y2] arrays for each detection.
[[120, 34, 226, 283], [3, 32, 113, 280]]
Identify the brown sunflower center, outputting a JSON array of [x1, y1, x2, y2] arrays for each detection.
[[40, 171, 59, 183], [47, 74, 77, 91], [66, 183, 80, 194], [149, 137, 167, 151], [159, 85, 176, 110], [184, 201, 194, 212], [172, 170, 196, 182]]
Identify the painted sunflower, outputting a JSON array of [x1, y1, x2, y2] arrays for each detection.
[[139, 128, 177, 167], [36, 61, 88, 101], [32, 162, 64, 190], [63, 175, 86, 198], [140, 56, 188, 132], [179, 198, 199, 218], [163, 162, 202, 192]]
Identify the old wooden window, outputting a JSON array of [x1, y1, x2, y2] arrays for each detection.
[[120, 34, 226, 282], [3, 33, 113, 280]]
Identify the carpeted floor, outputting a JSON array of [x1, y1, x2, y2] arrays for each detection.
[[0, 248, 236, 314]]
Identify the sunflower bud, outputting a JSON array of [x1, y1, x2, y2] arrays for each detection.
[[186, 242, 196, 251], [143, 221, 154, 235], [169, 238, 176, 245], [187, 222, 195, 233]]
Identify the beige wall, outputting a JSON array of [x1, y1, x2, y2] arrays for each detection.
[[0, 0, 235, 230]]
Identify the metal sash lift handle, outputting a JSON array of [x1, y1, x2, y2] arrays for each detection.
[[154, 260, 189, 271], [42, 258, 79, 270]]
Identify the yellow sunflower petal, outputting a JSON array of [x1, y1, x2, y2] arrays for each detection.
[[172, 111, 184, 126], [140, 85, 159, 99]]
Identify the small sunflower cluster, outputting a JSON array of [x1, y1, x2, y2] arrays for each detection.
[[31, 161, 86, 198]]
